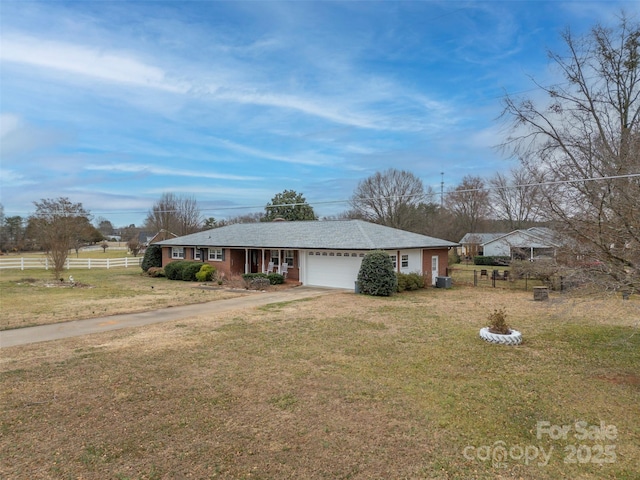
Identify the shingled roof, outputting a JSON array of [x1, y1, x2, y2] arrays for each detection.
[[157, 219, 458, 250]]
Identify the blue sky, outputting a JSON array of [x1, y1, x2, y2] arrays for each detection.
[[1, 1, 637, 227]]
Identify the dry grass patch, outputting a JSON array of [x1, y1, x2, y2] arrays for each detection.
[[1, 288, 639, 479], [0, 269, 249, 330]]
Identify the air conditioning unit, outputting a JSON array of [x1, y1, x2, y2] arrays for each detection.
[[435, 276, 452, 288]]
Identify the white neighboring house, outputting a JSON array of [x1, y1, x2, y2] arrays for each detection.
[[458, 232, 506, 258], [482, 227, 562, 261]]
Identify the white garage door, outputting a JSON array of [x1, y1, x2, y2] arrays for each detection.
[[305, 251, 364, 289]]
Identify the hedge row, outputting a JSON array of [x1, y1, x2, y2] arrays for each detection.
[[241, 272, 285, 285], [164, 261, 216, 282], [474, 256, 511, 266], [396, 272, 425, 292]]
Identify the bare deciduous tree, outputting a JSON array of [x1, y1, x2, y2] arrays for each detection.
[[216, 212, 265, 226], [489, 165, 542, 230], [501, 14, 640, 293], [145, 193, 201, 236], [350, 168, 425, 230], [446, 175, 490, 234], [30, 197, 91, 278]]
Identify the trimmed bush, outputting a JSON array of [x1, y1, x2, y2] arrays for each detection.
[[141, 244, 163, 272], [249, 277, 271, 290], [164, 261, 185, 280], [196, 264, 216, 282], [182, 262, 204, 281], [267, 273, 285, 285], [474, 256, 510, 266], [397, 272, 425, 292], [164, 261, 205, 281], [357, 250, 397, 296], [242, 272, 284, 285]]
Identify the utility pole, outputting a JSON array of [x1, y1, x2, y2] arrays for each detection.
[[440, 172, 444, 208]]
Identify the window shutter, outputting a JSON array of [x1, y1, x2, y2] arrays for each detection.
[[221, 249, 225, 261]]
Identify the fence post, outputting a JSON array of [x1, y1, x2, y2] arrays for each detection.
[[474, 270, 477, 287], [66, 258, 70, 270], [125, 257, 128, 268], [107, 258, 110, 269], [88, 258, 91, 269]]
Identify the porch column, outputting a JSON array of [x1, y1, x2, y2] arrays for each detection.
[[530, 246, 534, 261], [245, 248, 249, 274]]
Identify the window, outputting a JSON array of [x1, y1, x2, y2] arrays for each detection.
[[401, 254, 409, 268], [208, 248, 223, 261], [171, 247, 184, 259], [390, 255, 397, 268], [284, 250, 294, 266], [271, 250, 279, 263], [194, 248, 201, 260]]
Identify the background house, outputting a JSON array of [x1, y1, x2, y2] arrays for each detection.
[[157, 220, 458, 289], [458, 233, 505, 259], [482, 227, 562, 261]]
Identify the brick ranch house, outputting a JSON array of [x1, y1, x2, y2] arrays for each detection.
[[156, 219, 458, 290]]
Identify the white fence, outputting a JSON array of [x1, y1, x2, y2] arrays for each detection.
[[0, 257, 143, 270]]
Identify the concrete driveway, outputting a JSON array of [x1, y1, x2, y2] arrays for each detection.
[[0, 286, 340, 348]]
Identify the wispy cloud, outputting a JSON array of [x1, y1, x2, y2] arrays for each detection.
[[0, 34, 188, 93], [85, 163, 260, 182], [206, 137, 334, 167]]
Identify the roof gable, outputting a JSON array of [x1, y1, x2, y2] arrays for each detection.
[[157, 220, 458, 250], [459, 232, 506, 244], [484, 229, 562, 248]]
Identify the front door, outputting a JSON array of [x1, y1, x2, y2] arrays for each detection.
[[431, 255, 439, 286], [250, 250, 260, 273]]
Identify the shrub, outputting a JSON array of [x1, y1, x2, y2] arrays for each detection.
[[267, 273, 285, 285], [249, 277, 271, 290], [357, 250, 397, 296], [141, 244, 163, 272], [164, 261, 185, 280], [241, 272, 284, 285], [164, 261, 205, 281], [487, 308, 511, 335], [448, 250, 461, 265], [147, 267, 165, 278], [196, 264, 216, 282], [474, 256, 510, 266], [182, 262, 204, 281], [397, 272, 425, 292], [510, 259, 563, 289]]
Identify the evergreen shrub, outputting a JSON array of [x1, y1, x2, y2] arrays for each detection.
[[141, 244, 163, 272], [357, 250, 397, 296]]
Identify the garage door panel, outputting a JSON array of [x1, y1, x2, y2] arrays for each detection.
[[306, 251, 363, 289]]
